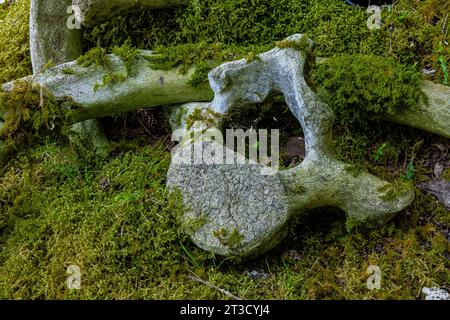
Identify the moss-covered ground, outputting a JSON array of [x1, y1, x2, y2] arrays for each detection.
[[0, 0, 449, 299]]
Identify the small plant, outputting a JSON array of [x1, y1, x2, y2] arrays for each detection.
[[245, 52, 261, 64], [185, 108, 221, 130], [93, 72, 127, 92], [276, 37, 312, 53], [374, 143, 388, 161], [438, 56, 449, 85], [188, 61, 212, 88], [403, 161, 415, 181]]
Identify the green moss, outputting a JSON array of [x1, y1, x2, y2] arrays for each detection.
[[0, 0, 31, 84], [227, 229, 244, 248], [146, 42, 270, 73], [276, 37, 313, 53], [344, 164, 366, 177], [111, 42, 140, 75], [61, 68, 76, 75], [311, 54, 425, 125], [443, 168, 450, 182], [77, 45, 138, 91], [293, 183, 306, 194], [83, 0, 380, 57], [83, 1, 448, 77], [77, 46, 111, 69], [245, 52, 261, 64], [188, 62, 212, 88], [182, 214, 208, 236], [93, 72, 128, 92], [39, 60, 56, 73], [185, 108, 222, 130], [1, 0, 449, 301], [0, 135, 448, 299], [0, 80, 68, 163], [145, 42, 271, 87]]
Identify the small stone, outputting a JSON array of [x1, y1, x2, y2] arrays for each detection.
[[434, 162, 444, 178], [418, 180, 450, 210], [422, 287, 450, 300], [422, 68, 437, 76], [246, 269, 270, 280]]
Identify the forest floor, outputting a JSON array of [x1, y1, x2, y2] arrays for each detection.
[[0, 0, 449, 299]]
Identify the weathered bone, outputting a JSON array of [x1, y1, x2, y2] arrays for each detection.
[[72, 0, 189, 27], [2, 54, 213, 123], [166, 35, 415, 258], [30, 0, 110, 157]]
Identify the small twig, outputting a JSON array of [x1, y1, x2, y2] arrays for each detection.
[[188, 275, 242, 300], [442, 13, 448, 36]]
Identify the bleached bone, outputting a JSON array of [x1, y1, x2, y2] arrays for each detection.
[[72, 0, 189, 27], [166, 35, 415, 258], [29, 0, 109, 157], [30, 0, 83, 74]]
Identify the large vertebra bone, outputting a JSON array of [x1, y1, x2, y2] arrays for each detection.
[[167, 35, 415, 258]]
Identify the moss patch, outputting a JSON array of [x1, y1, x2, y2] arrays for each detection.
[[0, 0, 449, 300], [213, 228, 244, 248], [185, 107, 222, 130], [83, 0, 449, 85], [111, 42, 141, 75], [311, 54, 425, 125], [443, 168, 450, 182], [0, 81, 69, 163]]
